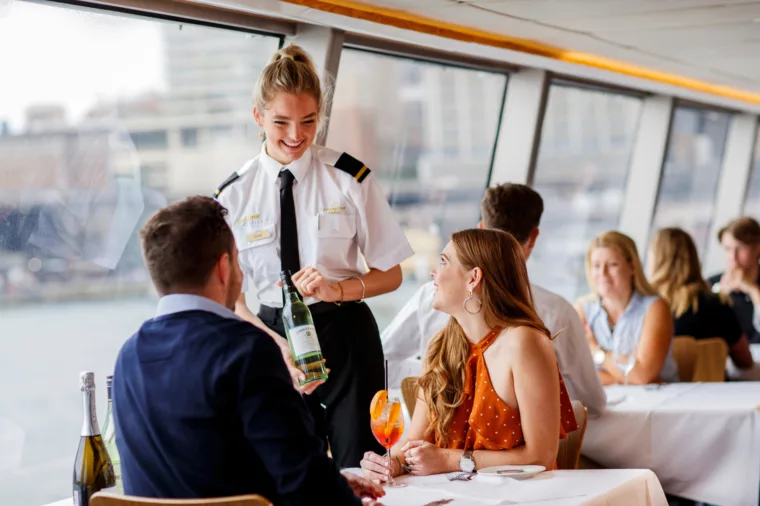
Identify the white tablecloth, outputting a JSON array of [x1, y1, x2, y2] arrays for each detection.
[[345, 468, 666, 505], [45, 469, 666, 506], [583, 382, 760, 506]]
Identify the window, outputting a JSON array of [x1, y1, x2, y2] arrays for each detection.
[[529, 84, 642, 301], [326, 48, 507, 330], [742, 128, 760, 217], [130, 130, 168, 150], [180, 127, 198, 147], [0, 2, 280, 504], [651, 106, 731, 257], [140, 163, 169, 193]]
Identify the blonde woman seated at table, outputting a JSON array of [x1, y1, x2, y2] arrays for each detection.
[[360, 229, 578, 480], [648, 227, 754, 370], [575, 231, 679, 385]]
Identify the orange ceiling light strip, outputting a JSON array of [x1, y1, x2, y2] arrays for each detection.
[[282, 0, 760, 106]]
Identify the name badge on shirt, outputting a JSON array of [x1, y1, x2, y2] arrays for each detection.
[[246, 229, 271, 243]]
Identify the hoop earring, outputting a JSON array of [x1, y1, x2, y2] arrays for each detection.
[[463, 290, 482, 315]]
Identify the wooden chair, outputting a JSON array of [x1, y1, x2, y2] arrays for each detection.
[[401, 376, 419, 417], [556, 401, 588, 470], [693, 338, 728, 382], [672, 336, 697, 382], [672, 336, 728, 382], [90, 494, 271, 506]]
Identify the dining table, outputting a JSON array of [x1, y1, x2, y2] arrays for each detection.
[[342, 467, 667, 505], [43, 467, 668, 506], [582, 382, 760, 506]]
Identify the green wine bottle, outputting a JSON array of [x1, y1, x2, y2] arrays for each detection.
[[280, 270, 328, 385], [73, 372, 116, 506], [101, 376, 122, 494]]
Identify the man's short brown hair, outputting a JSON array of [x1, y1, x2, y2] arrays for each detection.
[[480, 183, 543, 244], [141, 196, 234, 294], [718, 216, 760, 246]]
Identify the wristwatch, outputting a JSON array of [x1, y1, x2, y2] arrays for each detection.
[[459, 449, 475, 473], [593, 348, 606, 366]]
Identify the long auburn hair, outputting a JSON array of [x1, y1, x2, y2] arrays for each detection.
[[649, 227, 713, 317], [583, 230, 658, 300], [418, 229, 550, 443]]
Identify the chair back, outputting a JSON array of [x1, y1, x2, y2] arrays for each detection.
[[693, 338, 728, 382], [90, 493, 271, 506], [672, 336, 727, 382], [401, 376, 419, 417], [672, 336, 697, 381], [556, 400, 588, 470]]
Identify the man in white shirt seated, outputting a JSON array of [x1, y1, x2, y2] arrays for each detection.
[[383, 183, 606, 417]]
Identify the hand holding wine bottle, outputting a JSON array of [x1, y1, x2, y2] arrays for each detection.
[[280, 270, 329, 390], [73, 372, 115, 506], [273, 335, 328, 395]]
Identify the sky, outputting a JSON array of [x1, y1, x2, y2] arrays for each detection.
[[0, 0, 166, 130]]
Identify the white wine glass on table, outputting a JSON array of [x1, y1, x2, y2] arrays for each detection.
[[613, 342, 637, 386]]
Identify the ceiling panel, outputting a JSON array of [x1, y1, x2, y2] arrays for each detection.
[[464, 0, 758, 21], [346, 0, 760, 94]]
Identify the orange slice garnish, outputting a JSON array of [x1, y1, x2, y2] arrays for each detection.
[[385, 401, 401, 438], [370, 390, 387, 420]]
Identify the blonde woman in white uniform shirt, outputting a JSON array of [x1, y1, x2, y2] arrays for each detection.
[[215, 44, 414, 469]]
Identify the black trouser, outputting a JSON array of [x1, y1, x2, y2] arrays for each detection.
[[258, 301, 386, 468]]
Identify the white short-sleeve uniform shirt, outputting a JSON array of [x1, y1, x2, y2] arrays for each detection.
[[216, 144, 414, 308]]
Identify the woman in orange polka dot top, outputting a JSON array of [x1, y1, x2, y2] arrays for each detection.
[[361, 228, 577, 480]]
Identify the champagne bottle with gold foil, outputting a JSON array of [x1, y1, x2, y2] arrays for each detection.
[[73, 372, 115, 505]]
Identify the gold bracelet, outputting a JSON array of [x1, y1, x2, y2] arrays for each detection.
[[334, 281, 343, 306], [356, 277, 366, 303]]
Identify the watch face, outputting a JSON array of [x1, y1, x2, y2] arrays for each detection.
[[460, 456, 475, 473], [593, 349, 606, 365]]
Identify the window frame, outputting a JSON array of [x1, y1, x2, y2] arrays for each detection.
[[649, 102, 734, 257], [342, 32, 517, 75], [35, 0, 294, 39], [329, 42, 510, 200], [528, 81, 646, 300]]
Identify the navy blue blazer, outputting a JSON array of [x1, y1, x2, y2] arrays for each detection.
[[113, 296, 360, 506]]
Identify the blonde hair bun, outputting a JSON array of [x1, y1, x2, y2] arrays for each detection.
[[270, 44, 317, 70], [254, 43, 325, 131]]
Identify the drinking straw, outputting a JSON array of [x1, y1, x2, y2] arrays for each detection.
[[385, 359, 388, 391]]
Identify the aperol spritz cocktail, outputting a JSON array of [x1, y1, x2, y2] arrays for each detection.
[[369, 391, 406, 488]]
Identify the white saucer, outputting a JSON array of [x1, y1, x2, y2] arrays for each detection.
[[477, 465, 546, 479]]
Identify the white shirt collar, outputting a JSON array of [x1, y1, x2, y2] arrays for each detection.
[[259, 142, 313, 183], [155, 293, 240, 321]]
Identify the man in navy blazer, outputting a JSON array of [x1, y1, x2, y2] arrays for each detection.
[[113, 196, 383, 506]]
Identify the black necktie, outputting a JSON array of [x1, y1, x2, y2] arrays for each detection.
[[279, 169, 301, 277]]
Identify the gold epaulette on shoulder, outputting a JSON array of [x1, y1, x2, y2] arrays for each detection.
[[334, 153, 371, 183], [213, 172, 239, 199]]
